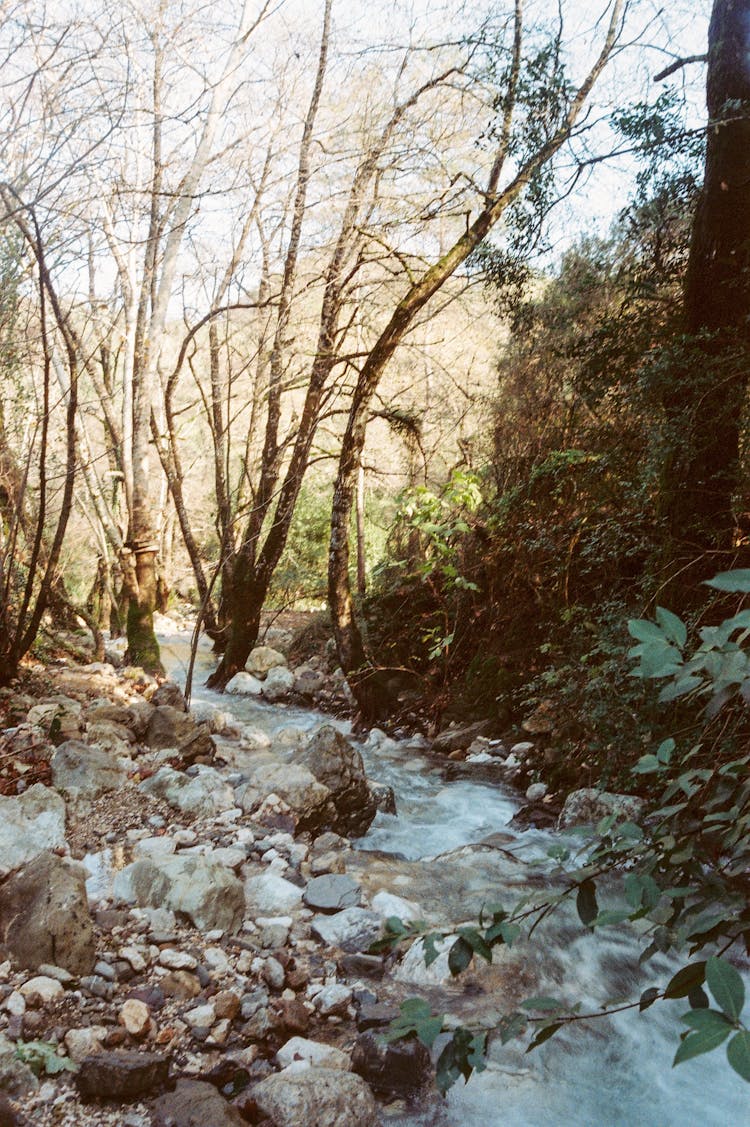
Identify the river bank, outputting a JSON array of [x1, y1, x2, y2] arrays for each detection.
[[0, 623, 745, 1126]]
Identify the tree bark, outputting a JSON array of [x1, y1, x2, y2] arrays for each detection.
[[660, 0, 750, 562]]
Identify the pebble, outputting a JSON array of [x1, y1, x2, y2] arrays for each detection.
[[19, 975, 64, 1005], [118, 999, 151, 1037], [5, 990, 25, 1015], [159, 949, 197, 970], [262, 957, 285, 990], [119, 946, 150, 972], [95, 960, 117, 981], [184, 1002, 216, 1029]]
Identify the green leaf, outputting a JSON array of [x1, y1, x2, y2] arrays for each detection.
[[705, 956, 745, 1022], [628, 619, 667, 643], [639, 987, 659, 1012], [681, 1009, 734, 1034], [423, 933, 444, 967], [576, 879, 598, 927], [520, 996, 564, 1012], [448, 936, 473, 977], [705, 569, 750, 593], [727, 1031, 750, 1082], [673, 1024, 732, 1066], [526, 1022, 563, 1052], [664, 962, 706, 1000], [655, 607, 687, 648]]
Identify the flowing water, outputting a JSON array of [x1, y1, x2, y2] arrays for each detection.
[[160, 631, 749, 1127]]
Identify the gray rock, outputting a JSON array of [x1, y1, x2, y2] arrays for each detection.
[[76, 1051, 170, 1100], [144, 706, 214, 763], [431, 720, 492, 754], [151, 1079, 245, 1126], [293, 668, 326, 697], [313, 983, 352, 1016], [150, 682, 187, 711], [304, 875, 362, 913], [558, 788, 644, 830], [113, 855, 244, 933], [311, 908, 381, 953], [139, 765, 234, 818], [352, 1030, 431, 1097], [298, 727, 376, 838], [51, 739, 127, 796], [252, 1067, 378, 1127], [0, 851, 95, 974], [525, 782, 548, 802], [261, 665, 295, 702], [0, 785, 66, 878]]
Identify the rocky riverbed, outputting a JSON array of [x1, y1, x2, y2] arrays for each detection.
[[0, 624, 746, 1127]]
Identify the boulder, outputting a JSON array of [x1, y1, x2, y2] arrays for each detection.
[[51, 739, 128, 796], [298, 727, 376, 838], [558, 788, 644, 830], [394, 936, 455, 986], [0, 851, 95, 975], [311, 908, 381, 953], [113, 855, 245, 933], [151, 1079, 245, 1126], [261, 666, 295, 702], [150, 682, 187, 711], [0, 785, 66, 878], [27, 697, 82, 742], [351, 1030, 431, 1098], [144, 706, 215, 762], [140, 765, 234, 818], [227, 672, 263, 696], [76, 1051, 170, 1100], [244, 869, 304, 915], [248, 763, 329, 827], [370, 890, 421, 924], [252, 1067, 378, 1127], [85, 700, 153, 740], [304, 875, 362, 913], [431, 720, 492, 755], [246, 646, 287, 679], [292, 668, 326, 697]]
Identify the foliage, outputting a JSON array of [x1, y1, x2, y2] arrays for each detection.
[[15, 1040, 77, 1077]]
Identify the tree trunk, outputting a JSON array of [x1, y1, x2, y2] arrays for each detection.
[[660, 0, 750, 564], [124, 545, 164, 673]]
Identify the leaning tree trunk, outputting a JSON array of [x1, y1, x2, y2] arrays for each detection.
[[660, 0, 750, 566]]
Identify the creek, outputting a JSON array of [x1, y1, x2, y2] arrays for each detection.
[[160, 630, 748, 1127]]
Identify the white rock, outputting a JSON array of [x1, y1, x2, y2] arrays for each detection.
[[4, 991, 25, 1016], [244, 870, 304, 915], [118, 998, 151, 1037], [19, 975, 64, 1005], [118, 946, 150, 972], [370, 891, 422, 924], [134, 836, 176, 859], [0, 785, 67, 877], [277, 1037, 351, 1072], [159, 949, 197, 971], [184, 1003, 216, 1029], [525, 782, 548, 802], [261, 666, 295, 702], [228, 672, 263, 695], [313, 983, 352, 1016], [210, 847, 246, 870], [394, 936, 457, 987], [64, 1026, 107, 1062], [204, 947, 230, 975]]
